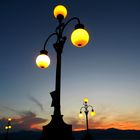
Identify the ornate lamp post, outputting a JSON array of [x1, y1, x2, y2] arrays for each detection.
[[5, 118, 12, 140], [79, 98, 95, 140], [36, 5, 89, 140]]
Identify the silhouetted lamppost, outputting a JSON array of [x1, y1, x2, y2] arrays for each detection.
[[79, 98, 95, 140], [35, 5, 89, 140], [5, 118, 12, 140]]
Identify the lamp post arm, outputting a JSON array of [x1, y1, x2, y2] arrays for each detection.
[[43, 32, 58, 50], [85, 108, 89, 134], [80, 106, 85, 112], [88, 105, 94, 110], [60, 17, 80, 37]]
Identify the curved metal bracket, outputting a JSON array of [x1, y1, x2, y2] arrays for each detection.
[[43, 17, 82, 51], [43, 32, 58, 50], [61, 17, 81, 36]]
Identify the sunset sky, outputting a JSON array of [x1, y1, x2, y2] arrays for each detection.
[[0, 0, 140, 132]]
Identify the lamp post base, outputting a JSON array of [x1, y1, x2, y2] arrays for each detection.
[[40, 115, 74, 140]]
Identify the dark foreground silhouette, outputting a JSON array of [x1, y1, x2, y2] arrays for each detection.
[[0, 128, 140, 140]]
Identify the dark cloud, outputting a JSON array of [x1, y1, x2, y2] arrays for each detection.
[[29, 95, 44, 112]]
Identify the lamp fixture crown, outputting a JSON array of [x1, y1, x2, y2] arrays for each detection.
[[40, 49, 48, 55], [57, 14, 64, 21], [75, 23, 85, 29]]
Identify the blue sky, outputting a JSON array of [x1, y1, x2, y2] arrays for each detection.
[[0, 0, 140, 131]]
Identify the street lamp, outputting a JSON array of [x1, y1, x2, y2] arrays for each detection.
[[5, 118, 12, 140], [79, 98, 95, 140], [35, 4, 89, 140]]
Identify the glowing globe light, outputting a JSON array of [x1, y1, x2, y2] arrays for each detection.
[[8, 118, 12, 121], [8, 126, 12, 129], [91, 110, 96, 117], [36, 54, 50, 69], [71, 28, 89, 47], [83, 98, 88, 103], [79, 112, 83, 118], [54, 5, 67, 19], [5, 126, 8, 130]]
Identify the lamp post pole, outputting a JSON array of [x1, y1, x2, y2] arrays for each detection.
[[52, 38, 66, 116], [36, 5, 89, 140], [85, 107, 89, 134], [79, 98, 95, 140]]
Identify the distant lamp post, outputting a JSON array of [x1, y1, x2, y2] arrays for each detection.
[[35, 4, 89, 140], [79, 98, 95, 140], [5, 118, 12, 140]]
